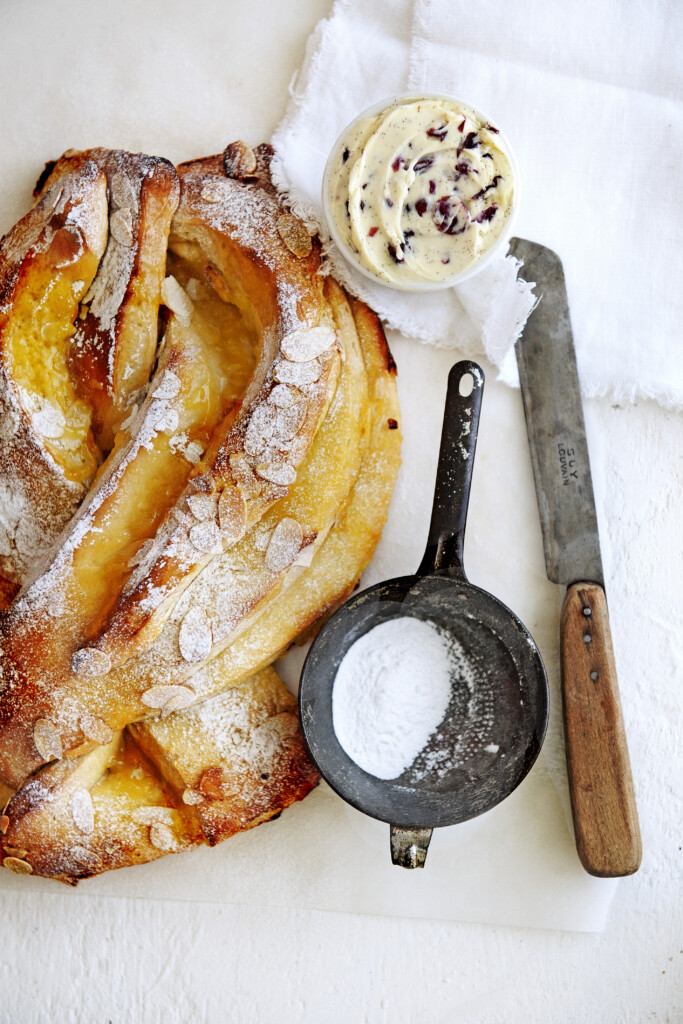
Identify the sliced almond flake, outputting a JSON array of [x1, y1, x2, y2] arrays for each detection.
[[151, 368, 182, 401], [70, 789, 94, 835], [293, 542, 317, 568], [43, 183, 64, 215], [223, 140, 257, 178], [189, 473, 216, 494], [268, 384, 302, 408], [160, 276, 193, 325], [0, 816, 9, 835], [198, 766, 225, 800], [33, 719, 63, 761], [3, 857, 32, 875], [79, 713, 114, 745], [273, 358, 322, 386], [170, 508, 194, 528], [218, 487, 247, 543], [140, 684, 196, 711], [182, 789, 204, 806], [255, 462, 297, 486], [275, 402, 306, 441], [70, 845, 96, 867], [186, 493, 218, 522], [200, 182, 224, 204], [265, 517, 304, 573], [128, 538, 155, 568], [161, 692, 195, 718], [189, 520, 222, 555], [281, 325, 335, 362], [110, 170, 137, 210], [71, 647, 112, 678], [149, 822, 177, 852], [183, 441, 204, 464], [3, 846, 27, 858], [244, 402, 275, 457], [131, 806, 174, 826], [159, 687, 195, 714], [229, 452, 262, 498], [179, 605, 213, 664], [110, 207, 134, 246], [277, 214, 313, 258]]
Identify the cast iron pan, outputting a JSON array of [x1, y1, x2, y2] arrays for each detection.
[[298, 361, 549, 868]]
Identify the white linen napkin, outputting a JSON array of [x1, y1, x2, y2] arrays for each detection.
[[272, 0, 683, 405]]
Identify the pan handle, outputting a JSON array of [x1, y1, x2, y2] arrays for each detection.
[[390, 825, 433, 868], [417, 360, 484, 579]]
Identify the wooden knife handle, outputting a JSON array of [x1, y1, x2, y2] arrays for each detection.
[[560, 582, 642, 877]]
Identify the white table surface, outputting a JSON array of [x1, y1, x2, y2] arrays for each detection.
[[0, 2, 681, 1021]]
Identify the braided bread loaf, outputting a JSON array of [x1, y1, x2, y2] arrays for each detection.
[[0, 143, 401, 883]]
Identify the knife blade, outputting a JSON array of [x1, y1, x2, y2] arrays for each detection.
[[510, 237, 641, 878]]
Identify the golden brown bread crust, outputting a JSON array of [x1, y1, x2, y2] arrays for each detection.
[[0, 667, 318, 884], [36, 149, 181, 451], [78, 161, 341, 670], [0, 287, 399, 885], [0, 145, 401, 892], [0, 288, 398, 885], [0, 275, 367, 788], [0, 162, 108, 588], [0, 154, 344, 786], [158, 284, 401, 691]]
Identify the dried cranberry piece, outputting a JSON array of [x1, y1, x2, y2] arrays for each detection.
[[368, 226, 378, 237], [456, 162, 470, 175], [391, 156, 402, 172], [485, 124, 500, 134], [426, 123, 448, 142], [461, 132, 480, 151], [429, 179, 436, 194], [433, 195, 470, 235], [413, 155, 434, 174], [442, 257, 451, 265], [474, 204, 498, 223], [458, 119, 466, 132], [387, 243, 404, 263], [472, 176, 503, 201], [415, 198, 428, 217]]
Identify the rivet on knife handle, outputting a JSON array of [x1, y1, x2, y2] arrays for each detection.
[[560, 582, 642, 877]]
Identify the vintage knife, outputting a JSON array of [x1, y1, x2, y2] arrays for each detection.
[[509, 237, 641, 878]]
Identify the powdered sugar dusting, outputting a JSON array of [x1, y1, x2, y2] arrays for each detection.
[[332, 617, 497, 782]]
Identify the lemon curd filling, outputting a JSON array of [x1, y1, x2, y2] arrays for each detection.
[[6, 241, 102, 483]]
